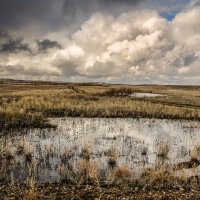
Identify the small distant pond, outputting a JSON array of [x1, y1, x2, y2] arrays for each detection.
[[131, 92, 165, 97], [1, 118, 200, 183]]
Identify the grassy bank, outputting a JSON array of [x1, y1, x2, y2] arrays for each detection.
[[0, 80, 200, 130]]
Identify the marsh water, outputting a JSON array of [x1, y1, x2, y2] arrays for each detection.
[[131, 92, 165, 97], [1, 118, 200, 183]]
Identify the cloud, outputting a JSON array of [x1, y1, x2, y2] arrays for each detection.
[[0, 0, 145, 34], [0, 0, 62, 28], [0, 0, 193, 42], [0, 38, 31, 53], [0, 30, 31, 53], [1, 6, 200, 84], [171, 7, 200, 45], [52, 45, 85, 77], [52, 8, 200, 84], [62, 0, 146, 22], [0, 0, 194, 38], [36, 39, 62, 52]]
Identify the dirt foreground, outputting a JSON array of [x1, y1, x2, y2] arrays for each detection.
[[1, 183, 200, 200]]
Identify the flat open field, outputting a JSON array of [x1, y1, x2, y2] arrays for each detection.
[[0, 80, 200, 131]]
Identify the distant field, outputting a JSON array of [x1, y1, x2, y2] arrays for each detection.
[[0, 80, 200, 130]]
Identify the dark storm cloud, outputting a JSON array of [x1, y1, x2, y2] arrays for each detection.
[[63, 0, 144, 12], [0, 30, 31, 53], [0, 0, 62, 29], [0, 0, 145, 31], [36, 39, 62, 52], [63, 0, 146, 25], [0, 38, 31, 53]]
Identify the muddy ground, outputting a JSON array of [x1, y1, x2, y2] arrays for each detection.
[[1, 183, 200, 200]]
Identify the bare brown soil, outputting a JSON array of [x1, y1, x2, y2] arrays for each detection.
[[1, 182, 200, 200]]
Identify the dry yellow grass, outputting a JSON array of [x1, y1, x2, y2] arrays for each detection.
[[0, 81, 200, 130], [115, 165, 132, 181]]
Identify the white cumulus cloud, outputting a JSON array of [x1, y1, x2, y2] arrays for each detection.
[[51, 8, 200, 84]]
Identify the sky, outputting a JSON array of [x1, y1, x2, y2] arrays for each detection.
[[0, 0, 200, 84]]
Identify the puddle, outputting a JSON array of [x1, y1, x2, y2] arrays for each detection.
[[1, 118, 200, 183], [131, 92, 165, 97]]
